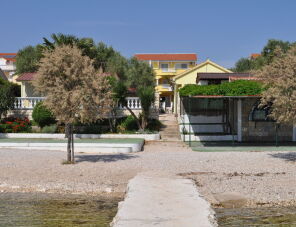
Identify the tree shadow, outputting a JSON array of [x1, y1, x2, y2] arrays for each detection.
[[75, 153, 138, 163], [269, 152, 296, 162]]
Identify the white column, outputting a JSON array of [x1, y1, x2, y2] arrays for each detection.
[[237, 99, 242, 142]]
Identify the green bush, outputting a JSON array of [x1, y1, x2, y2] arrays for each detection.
[[117, 116, 139, 132], [32, 102, 56, 128], [75, 125, 102, 134], [146, 119, 163, 131], [179, 80, 264, 97], [41, 124, 57, 133]]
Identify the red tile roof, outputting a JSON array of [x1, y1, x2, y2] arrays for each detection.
[[16, 72, 36, 81], [0, 53, 17, 62], [250, 53, 261, 59], [135, 53, 197, 61]]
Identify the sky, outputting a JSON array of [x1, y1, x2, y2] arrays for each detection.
[[1, 0, 296, 68]]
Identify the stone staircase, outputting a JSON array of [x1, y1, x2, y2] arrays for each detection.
[[159, 114, 181, 141]]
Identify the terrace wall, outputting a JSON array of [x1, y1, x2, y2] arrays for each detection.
[[241, 98, 293, 142]]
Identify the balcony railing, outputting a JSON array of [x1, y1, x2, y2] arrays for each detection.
[[13, 97, 142, 110], [161, 68, 176, 73], [14, 97, 45, 109], [118, 97, 141, 109], [160, 84, 173, 91], [0, 65, 16, 71]]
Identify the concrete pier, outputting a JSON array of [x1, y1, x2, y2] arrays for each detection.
[[112, 172, 217, 227]]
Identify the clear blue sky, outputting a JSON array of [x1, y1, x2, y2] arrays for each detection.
[[1, 0, 295, 68]]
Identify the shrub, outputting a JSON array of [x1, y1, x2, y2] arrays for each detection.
[[0, 78, 16, 119], [32, 102, 56, 128], [117, 115, 139, 132], [179, 80, 264, 97], [0, 117, 31, 133], [146, 119, 163, 131], [41, 124, 57, 133], [74, 125, 102, 134]]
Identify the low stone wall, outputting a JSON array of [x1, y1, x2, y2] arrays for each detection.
[[0, 133, 160, 141]]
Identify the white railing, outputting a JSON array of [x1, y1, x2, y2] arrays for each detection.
[[0, 65, 16, 71], [161, 68, 176, 73], [118, 97, 141, 109], [14, 97, 142, 110], [160, 84, 173, 91], [14, 97, 45, 109]]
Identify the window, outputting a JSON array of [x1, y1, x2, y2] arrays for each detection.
[[249, 101, 273, 122], [175, 63, 188, 69], [161, 63, 169, 72]]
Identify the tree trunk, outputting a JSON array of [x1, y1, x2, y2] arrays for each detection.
[[125, 105, 143, 131], [66, 123, 71, 162], [71, 124, 74, 163], [66, 123, 75, 163]]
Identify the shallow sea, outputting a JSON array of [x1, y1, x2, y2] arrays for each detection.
[[215, 206, 296, 226], [0, 192, 120, 226]]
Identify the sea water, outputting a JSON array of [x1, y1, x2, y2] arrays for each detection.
[[0, 192, 120, 226]]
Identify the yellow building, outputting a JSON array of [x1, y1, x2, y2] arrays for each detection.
[[135, 53, 197, 112]]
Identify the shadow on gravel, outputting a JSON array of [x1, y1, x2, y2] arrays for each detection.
[[269, 152, 296, 162], [75, 154, 138, 163]]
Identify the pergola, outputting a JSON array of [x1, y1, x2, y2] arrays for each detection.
[[179, 95, 281, 146]]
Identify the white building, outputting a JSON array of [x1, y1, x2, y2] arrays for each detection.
[[0, 53, 17, 81]]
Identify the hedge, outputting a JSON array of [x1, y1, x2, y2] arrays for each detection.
[[179, 80, 264, 97]]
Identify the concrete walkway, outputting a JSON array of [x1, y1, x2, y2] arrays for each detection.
[[112, 172, 217, 227], [159, 114, 181, 141]]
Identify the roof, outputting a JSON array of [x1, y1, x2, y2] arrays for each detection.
[[135, 53, 197, 61], [197, 73, 253, 80], [173, 59, 232, 81], [16, 72, 36, 81], [250, 53, 261, 59], [16, 72, 112, 81], [0, 53, 17, 62]]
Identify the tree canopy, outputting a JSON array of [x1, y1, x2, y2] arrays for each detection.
[[0, 78, 16, 119], [256, 45, 296, 124], [33, 45, 113, 162], [15, 45, 43, 74], [232, 39, 295, 72]]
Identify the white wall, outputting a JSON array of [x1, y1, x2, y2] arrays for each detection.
[[179, 114, 225, 134]]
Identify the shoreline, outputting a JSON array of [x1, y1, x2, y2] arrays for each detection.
[[0, 185, 125, 199], [1, 181, 296, 209]]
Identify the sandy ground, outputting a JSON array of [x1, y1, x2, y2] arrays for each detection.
[[0, 141, 295, 207]]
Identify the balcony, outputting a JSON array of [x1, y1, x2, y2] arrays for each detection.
[[13, 97, 143, 110], [156, 84, 173, 92], [14, 97, 45, 109], [0, 64, 16, 71], [161, 68, 176, 73]]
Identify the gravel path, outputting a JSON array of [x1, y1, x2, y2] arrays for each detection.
[[0, 141, 295, 207]]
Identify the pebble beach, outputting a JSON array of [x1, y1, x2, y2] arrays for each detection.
[[0, 141, 295, 208]]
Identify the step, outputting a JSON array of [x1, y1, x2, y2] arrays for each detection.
[[111, 173, 217, 227]]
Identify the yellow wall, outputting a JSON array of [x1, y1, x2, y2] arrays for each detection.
[[153, 61, 195, 77], [153, 61, 196, 94], [173, 60, 231, 87], [21, 82, 38, 97]]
